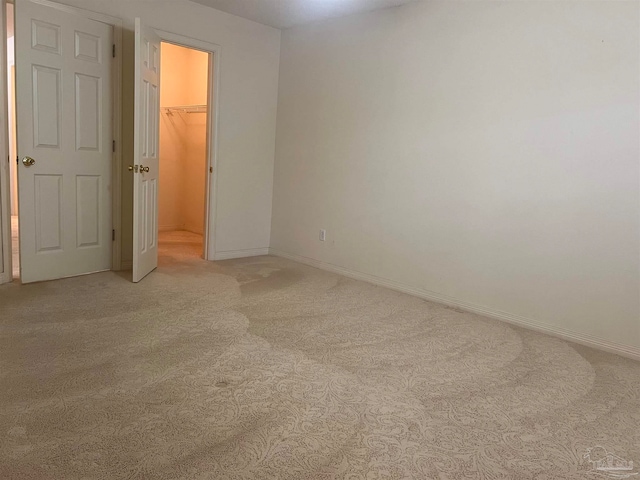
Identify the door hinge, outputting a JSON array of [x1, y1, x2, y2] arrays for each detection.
[[112, 229, 116, 241], [112, 140, 116, 153], [112, 44, 116, 58]]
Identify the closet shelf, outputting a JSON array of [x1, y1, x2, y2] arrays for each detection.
[[163, 105, 207, 114]]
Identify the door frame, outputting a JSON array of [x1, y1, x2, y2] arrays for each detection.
[[0, 0, 11, 284], [0, 0, 123, 285], [155, 29, 221, 261]]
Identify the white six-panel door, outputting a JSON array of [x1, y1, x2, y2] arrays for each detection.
[[132, 18, 160, 283], [15, 0, 112, 283]]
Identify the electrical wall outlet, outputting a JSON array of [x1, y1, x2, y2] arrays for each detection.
[[319, 229, 326, 241]]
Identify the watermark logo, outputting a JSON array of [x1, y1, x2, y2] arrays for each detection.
[[584, 446, 638, 479]]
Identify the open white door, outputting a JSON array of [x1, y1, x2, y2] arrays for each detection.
[[0, 0, 10, 285], [14, 0, 113, 283], [132, 18, 160, 283]]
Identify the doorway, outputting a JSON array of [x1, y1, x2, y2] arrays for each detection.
[[5, 2, 17, 280], [158, 42, 210, 261]]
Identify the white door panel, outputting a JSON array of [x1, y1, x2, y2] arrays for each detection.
[[15, 0, 112, 283], [132, 18, 160, 283]]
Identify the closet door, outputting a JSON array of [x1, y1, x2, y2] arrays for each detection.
[[132, 18, 160, 283], [15, 0, 113, 283]]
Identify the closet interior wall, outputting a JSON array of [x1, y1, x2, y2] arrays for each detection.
[[159, 42, 208, 235]]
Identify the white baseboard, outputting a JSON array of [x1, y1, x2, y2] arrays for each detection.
[[213, 248, 270, 261], [121, 247, 269, 267], [269, 248, 640, 362]]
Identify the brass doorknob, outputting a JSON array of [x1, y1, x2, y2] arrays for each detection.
[[140, 166, 150, 173], [22, 156, 36, 167], [128, 165, 139, 173]]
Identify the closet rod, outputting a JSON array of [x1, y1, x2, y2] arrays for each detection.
[[163, 105, 207, 114]]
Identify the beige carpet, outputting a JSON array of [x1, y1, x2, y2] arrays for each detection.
[[1, 231, 639, 479]]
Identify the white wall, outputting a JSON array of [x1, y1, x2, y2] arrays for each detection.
[[271, 1, 640, 354], [53, 0, 280, 261]]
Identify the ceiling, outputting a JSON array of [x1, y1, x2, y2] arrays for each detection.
[[189, 0, 423, 29]]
